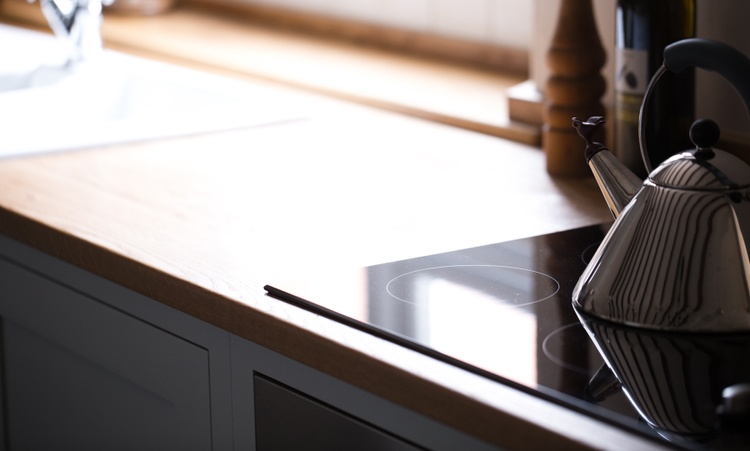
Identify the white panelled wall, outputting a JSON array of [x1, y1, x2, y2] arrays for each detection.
[[221, 0, 533, 50], [225, 0, 749, 138]]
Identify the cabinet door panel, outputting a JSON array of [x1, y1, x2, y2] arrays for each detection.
[[0, 258, 212, 450], [254, 374, 422, 451]]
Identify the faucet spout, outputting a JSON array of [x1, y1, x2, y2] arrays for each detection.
[[31, 0, 114, 65]]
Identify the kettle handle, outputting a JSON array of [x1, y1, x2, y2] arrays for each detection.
[[665, 38, 750, 110], [639, 38, 750, 173]]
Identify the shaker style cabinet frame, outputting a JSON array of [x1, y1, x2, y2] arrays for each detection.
[[0, 235, 496, 450], [0, 235, 234, 450], [229, 330, 496, 450]]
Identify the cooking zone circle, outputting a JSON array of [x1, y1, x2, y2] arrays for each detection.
[[385, 265, 560, 307], [542, 322, 591, 374], [581, 241, 602, 265]]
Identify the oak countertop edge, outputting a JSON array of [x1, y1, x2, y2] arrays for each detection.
[[0, 203, 661, 450], [0, 5, 660, 446]]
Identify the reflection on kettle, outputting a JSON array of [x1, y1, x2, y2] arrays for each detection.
[[578, 311, 750, 444]]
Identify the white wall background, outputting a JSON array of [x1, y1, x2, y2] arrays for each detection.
[[693, 0, 750, 135], [228, 0, 749, 136], [220, 0, 534, 50]]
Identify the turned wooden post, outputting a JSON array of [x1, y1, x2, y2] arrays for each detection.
[[543, 0, 606, 176]]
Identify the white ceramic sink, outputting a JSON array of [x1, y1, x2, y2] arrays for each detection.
[[0, 24, 306, 159]]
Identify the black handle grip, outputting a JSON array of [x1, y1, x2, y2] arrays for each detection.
[[664, 38, 750, 115]]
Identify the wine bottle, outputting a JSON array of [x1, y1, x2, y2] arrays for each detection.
[[615, 0, 696, 177]]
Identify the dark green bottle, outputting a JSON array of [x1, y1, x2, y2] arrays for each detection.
[[615, 0, 696, 177]]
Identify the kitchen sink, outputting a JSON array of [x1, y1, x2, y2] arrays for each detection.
[[0, 24, 306, 159]]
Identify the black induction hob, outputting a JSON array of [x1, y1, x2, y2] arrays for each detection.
[[265, 224, 750, 449]]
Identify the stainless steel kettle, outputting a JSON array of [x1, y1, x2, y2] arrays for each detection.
[[572, 38, 750, 332]]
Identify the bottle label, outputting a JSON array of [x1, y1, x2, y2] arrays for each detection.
[[615, 48, 649, 95], [615, 47, 648, 124]]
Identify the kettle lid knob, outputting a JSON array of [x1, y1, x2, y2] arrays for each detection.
[[650, 117, 750, 189], [690, 119, 721, 155]]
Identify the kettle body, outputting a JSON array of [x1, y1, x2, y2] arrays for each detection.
[[574, 175, 750, 331], [572, 39, 750, 332]]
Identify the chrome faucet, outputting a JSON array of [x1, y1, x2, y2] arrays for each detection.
[[29, 0, 115, 65]]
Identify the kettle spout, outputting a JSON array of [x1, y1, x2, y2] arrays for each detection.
[[573, 117, 643, 218]]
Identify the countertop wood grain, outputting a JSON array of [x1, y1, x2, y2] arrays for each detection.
[[0, 82, 667, 448], [0, 11, 666, 450]]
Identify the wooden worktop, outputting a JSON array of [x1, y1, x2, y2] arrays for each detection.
[[0, 80, 668, 448], [0, 9, 666, 450]]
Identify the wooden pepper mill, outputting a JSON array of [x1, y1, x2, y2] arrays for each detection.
[[543, 0, 606, 176]]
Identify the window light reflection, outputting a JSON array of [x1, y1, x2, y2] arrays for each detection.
[[424, 277, 537, 386]]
